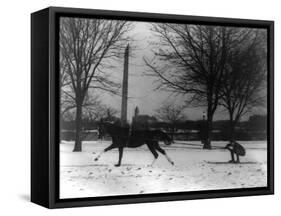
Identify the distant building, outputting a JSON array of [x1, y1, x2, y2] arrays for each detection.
[[132, 106, 157, 130]]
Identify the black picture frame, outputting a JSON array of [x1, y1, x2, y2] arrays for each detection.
[[31, 6, 274, 209]]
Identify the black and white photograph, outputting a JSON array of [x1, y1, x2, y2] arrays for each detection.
[[1, 0, 280, 213], [59, 16, 269, 199]]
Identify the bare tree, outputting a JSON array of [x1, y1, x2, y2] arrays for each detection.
[[220, 30, 267, 141], [155, 102, 186, 140], [60, 17, 131, 151], [145, 24, 244, 148], [84, 102, 119, 122], [60, 52, 73, 117]]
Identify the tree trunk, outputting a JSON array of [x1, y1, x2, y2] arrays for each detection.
[[228, 112, 237, 142], [73, 96, 83, 152], [228, 114, 235, 142], [229, 122, 235, 142], [203, 110, 213, 149], [170, 126, 175, 141]]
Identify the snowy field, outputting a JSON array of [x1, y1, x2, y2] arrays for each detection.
[[60, 140, 267, 199]]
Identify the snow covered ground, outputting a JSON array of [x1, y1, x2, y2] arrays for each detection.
[[60, 140, 267, 199]]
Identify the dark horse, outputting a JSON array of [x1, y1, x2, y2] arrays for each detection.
[[94, 121, 174, 167]]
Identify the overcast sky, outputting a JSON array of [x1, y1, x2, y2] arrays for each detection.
[[92, 21, 267, 122]]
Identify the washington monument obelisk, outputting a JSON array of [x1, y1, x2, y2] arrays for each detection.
[[121, 44, 129, 126]]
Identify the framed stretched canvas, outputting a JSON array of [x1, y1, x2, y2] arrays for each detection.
[[31, 7, 274, 208]]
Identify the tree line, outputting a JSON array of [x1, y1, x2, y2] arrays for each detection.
[[61, 114, 267, 141]]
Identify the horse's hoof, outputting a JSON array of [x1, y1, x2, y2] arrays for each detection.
[[171, 162, 175, 166], [114, 164, 121, 167], [228, 160, 234, 163]]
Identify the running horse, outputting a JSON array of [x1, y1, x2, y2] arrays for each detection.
[[94, 121, 175, 166]]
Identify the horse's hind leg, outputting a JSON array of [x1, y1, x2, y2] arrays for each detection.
[[94, 144, 116, 161], [155, 145, 174, 165], [115, 147, 124, 167], [146, 143, 159, 166]]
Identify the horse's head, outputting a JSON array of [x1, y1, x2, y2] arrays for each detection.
[[98, 119, 115, 139]]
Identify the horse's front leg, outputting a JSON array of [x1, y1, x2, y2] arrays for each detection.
[[115, 147, 124, 167], [94, 144, 116, 161]]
